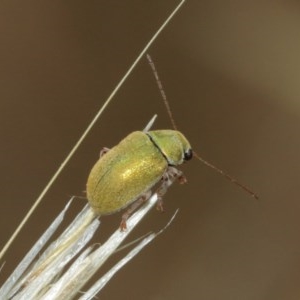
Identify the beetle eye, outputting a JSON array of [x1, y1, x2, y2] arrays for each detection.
[[184, 149, 193, 161]]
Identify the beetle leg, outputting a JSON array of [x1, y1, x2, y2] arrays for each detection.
[[168, 166, 187, 184], [156, 166, 187, 211], [120, 190, 152, 231], [156, 199, 164, 212], [99, 147, 110, 158]]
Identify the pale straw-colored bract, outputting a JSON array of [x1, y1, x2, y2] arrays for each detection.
[[0, 193, 174, 299]]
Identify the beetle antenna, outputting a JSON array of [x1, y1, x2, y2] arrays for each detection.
[[146, 54, 178, 131], [146, 54, 258, 200], [194, 151, 259, 199]]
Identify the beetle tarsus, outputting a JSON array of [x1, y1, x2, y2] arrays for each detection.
[[156, 198, 165, 212], [99, 147, 110, 158], [178, 175, 187, 184], [119, 190, 152, 231], [120, 219, 127, 231]]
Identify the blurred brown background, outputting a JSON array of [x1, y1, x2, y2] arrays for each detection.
[[1, 0, 300, 299]]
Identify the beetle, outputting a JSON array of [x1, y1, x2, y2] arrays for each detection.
[[86, 53, 258, 230], [86, 129, 192, 230]]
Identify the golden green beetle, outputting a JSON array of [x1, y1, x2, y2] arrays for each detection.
[[86, 129, 192, 230]]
